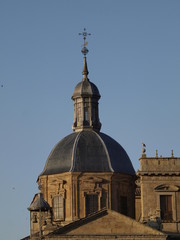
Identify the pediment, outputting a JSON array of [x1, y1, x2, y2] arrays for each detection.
[[47, 210, 165, 237], [82, 176, 104, 183], [154, 184, 180, 192]]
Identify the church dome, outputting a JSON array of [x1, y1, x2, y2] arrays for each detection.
[[40, 40, 135, 178], [40, 130, 135, 176]]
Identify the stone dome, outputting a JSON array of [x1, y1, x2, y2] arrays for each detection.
[[40, 130, 135, 176]]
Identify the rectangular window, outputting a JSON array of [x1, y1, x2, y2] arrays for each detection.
[[120, 196, 128, 215], [53, 195, 64, 220], [92, 107, 96, 122], [32, 213, 37, 223], [84, 107, 89, 121], [160, 195, 173, 221], [86, 194, 98, 215]]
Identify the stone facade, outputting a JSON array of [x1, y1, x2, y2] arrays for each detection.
[[136, 152, 180, 233], [37, 172, 135, 224]]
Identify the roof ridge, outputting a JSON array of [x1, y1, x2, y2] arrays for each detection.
[[69, 131, 83, 172], [47, 209, 108, 236], [93, 131, 114, 172]]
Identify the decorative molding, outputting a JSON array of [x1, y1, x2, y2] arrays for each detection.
[[82, 176, 104, 183], [138, 171, 180, 176], [154, 184, 180, 192]]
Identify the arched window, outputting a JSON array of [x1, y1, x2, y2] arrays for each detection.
[[53, 195, 64, 221]]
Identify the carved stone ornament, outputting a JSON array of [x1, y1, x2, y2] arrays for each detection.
[[154, 184, 180, 192]]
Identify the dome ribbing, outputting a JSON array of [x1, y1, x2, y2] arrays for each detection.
[[40, 130, 135, 176]]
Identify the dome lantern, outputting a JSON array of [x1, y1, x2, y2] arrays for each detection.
[[72, 28, 101, 132]]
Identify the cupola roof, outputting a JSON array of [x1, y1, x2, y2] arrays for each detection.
[[40, 130, 135, 176], [28, 193, 50, 212], [72, 78, 100, 99], [72, 57, 100, 99]]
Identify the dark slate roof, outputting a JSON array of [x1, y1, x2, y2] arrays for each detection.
[[40, 130, 135, 176], [72, 79, 100, 99]]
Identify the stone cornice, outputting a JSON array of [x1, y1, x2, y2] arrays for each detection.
[[137, 171, 180, 176]]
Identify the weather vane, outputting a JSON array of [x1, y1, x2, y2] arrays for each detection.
[[79, 28, 91, 56]]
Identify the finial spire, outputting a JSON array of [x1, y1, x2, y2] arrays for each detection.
[[82, 57, 89, 79], [79, 28, 91, 57]]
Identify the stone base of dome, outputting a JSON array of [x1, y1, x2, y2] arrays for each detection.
[[37, 171, 135, 227]]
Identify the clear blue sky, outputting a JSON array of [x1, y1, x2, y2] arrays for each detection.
[[0, 1, 180, 239]]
